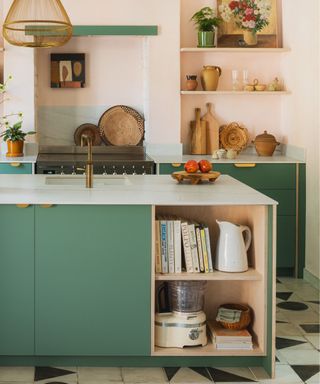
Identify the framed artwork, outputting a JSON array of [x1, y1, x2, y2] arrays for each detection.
[[217, 0, 282, 48], [51, 53, 85, 88]]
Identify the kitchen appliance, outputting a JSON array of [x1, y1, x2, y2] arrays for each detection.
[[36, 145, 155, 175], [155, 281, 207, 348], [215, 220, 252, 273]]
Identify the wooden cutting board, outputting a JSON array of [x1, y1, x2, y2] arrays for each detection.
[[201, 103, 219, 154], [171, 171, 221, 185], [190, 108, 207, 155]]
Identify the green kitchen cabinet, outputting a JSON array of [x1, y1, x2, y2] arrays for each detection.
[[0, 205, 35, 355], [0, 163, 33, 174], [159, 162, 305, 276], [35, 205, 152, 356]]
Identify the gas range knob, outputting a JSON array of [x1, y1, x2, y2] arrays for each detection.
[[132, 166, 137, 175], [122, 165, 127, 175], [71, 166, 76, 175], [60, 166, 65, 175], [112, 166, 117, 175], [102, 165, 107, 176], [142, 166, 146, 175]]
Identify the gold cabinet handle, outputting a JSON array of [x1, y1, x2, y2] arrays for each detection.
[[171, 163, 182, 168], [234, 163, 256, 168], [10, 162, 21, 167], [16, 204, 30, 208], [40, 204, 54, 208]]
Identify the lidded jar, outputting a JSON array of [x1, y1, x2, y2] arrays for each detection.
[[252, 131, 280, 156]]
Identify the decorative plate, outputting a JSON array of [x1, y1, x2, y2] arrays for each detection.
[[99, 105, 144, 146], [219, 122, 249, 152], [74, 123, 102, 146], [171, 171, 221, 185]]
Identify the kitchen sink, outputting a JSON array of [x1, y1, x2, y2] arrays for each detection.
[[45, 175, 132, 187]]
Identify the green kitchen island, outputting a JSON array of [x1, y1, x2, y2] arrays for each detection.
[[0, 174, 276, 377]]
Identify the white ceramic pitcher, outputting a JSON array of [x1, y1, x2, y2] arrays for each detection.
[[215, 220, 252, 272]]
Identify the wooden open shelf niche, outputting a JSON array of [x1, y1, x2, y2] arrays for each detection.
[[151, 204, 268, 357]]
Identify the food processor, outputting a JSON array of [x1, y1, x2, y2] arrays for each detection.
[[155, 281, 207, 348]]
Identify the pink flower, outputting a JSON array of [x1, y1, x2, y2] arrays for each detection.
[[245, 8, 253, 15]]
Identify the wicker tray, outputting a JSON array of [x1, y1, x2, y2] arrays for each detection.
[[74, 123, 102, 146], [99, 105, 144, 146], [171, 171, 221, 185], [220, 122, 249, 152]]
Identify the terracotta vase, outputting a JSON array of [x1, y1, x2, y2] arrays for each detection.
[[186, 75, 198, 91], [243, 30, 258, 46], [200, 66, 222, 91], [6, 140, 24, 157]]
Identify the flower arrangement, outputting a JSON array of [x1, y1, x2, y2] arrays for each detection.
[[191, 7, 222, 32], [219, 0, 272, 33]]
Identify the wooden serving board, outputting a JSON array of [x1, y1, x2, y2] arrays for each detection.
[[171, 171, 221, 185]]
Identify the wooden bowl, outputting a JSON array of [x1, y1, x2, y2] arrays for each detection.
[[218, 303, 251, 330]]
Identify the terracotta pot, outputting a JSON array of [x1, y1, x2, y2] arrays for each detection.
[[252, 131, 280, 156], [198, 31, 215, 48], [186, 75, 198, 91], [6, 140, 24, 157], [243, 30, 257, 46], [201, 66, 222, 91]]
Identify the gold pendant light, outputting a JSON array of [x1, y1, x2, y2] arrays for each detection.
[[3, 0, 73, 48]]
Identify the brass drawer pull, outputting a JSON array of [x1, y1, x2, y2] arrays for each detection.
[[171, 163, 182, 168], [10, 162, 21, 167], [40, 204, 54, 208], [16, 204, 30, 208], [234, 163, 256, 168]]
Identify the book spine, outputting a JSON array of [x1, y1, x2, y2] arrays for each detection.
[[160, 220, 168, 273], [196, 226, 204, 272], [155, 220, 162, 273], [204, 226, 214, 273], [181, 221, 194, 273], [200, 228, 209, 273], [167, 221, 175, 274], [188, 223, 200, 273], [173, 220, 182, 273]]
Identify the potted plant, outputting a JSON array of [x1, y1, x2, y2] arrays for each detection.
[[0, 77, 35, 157], [191, 7, 222, 48], [219, 0, 272, 46]]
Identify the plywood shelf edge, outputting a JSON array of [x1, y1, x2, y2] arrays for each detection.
[[181, 47, 290, 53], [181, 91, 291, 95]]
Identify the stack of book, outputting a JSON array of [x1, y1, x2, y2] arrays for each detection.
[[207, 320, 253, 350], [155, 217, 213, 274]]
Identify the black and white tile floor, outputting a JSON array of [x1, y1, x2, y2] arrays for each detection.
[[0, 278, 318, 383]]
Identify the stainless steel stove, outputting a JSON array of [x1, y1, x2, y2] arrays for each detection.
[[36, 146, 155, 175]]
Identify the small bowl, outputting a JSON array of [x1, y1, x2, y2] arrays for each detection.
[[218, 303, 252, 330], [255, 84, 266, 91], [244, 85, 255, 92]]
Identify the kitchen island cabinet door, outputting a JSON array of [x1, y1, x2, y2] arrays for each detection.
[[35, 205, 152, 356], [0, 205, 35, 355]]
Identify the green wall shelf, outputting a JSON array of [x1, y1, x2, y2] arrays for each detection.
[[72, 25, 158, 36]]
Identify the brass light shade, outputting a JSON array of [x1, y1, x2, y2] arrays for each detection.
[[3, 0, 73, 48]]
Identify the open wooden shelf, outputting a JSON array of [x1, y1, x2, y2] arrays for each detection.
[[155, 268, 262, 281], [181, 47, 290, 53], [181, 91, 291, 95], [152, 341, 264, 356]]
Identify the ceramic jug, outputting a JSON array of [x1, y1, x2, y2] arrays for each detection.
[[201, 66, 222, 91], [215, 220, 252, 272]]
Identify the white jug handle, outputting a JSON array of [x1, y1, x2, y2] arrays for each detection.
[[241, 225, 252, 252]]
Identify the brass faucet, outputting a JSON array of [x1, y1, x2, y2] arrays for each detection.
[[81, 134, 93, 188]]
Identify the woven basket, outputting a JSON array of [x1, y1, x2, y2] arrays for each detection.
[[218, 303, 251, 330]]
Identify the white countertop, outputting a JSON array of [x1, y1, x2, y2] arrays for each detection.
[[151, 153, 303, 164], [0, 174, 277, 206], [0, 154, 37, 164]]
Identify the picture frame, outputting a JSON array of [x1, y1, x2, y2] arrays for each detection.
[[217, 0, 282, 48], [51, 53, 85, 88]]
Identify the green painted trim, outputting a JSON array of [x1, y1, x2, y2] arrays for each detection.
[[72, 25, 158, 36], [0, 163, 32, 174], [262, 206, 274, 377], [298, 164, 306, 278], [303, 269, 320, 290], [0, 355, 264, 367]]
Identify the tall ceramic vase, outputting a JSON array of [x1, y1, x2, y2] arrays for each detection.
[[198, 31, 215, 48], [201, 66, 222, 91], [243, 30, 257, 46]]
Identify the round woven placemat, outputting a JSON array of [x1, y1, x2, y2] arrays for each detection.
[[99, 105, 144, 146], [220, 122, 249, 152]]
